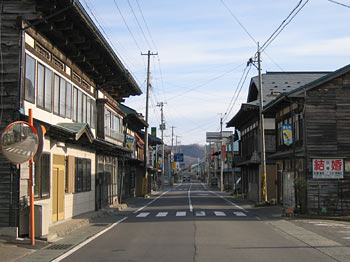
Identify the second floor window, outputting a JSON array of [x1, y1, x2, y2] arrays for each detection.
[[24, 52, 95, 128], [105, 109, 123, 141]]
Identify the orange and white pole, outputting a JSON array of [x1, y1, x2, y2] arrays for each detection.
[[29, 109, 35, 245]]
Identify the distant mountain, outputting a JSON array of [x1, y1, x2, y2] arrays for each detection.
[[171, 144, 205, 168]]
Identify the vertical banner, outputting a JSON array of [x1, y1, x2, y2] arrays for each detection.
[[151, 127, 157, 137], [221, 145, 226, 159], [282, 124, 293, 146]]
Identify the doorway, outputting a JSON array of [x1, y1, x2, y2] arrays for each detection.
[[52, 155, 65, 222]]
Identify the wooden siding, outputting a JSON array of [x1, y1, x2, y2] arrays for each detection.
[[1, 0, 41, 227], [305, 73, 350, 158]]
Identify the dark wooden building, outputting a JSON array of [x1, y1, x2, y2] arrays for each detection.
[[264, 65, 350, 213], [227, 72, 329, 203]]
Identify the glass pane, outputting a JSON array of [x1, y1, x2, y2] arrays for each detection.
[[91, 100, 95, 128], [24, 55, 35, 103], [73, 88, 78, 121], [82, 94, 86, 123], [42, 154, 50, 197], [87, 98, 91, 126], [34, 159, 40, 198], [54, 75, 60, 114], [37, 64, 44, 107], [87, 159, 91, 191], [44, 68, 52, 111], [59, 78, 66, 117], [66, 83, 72, 119], [105, 109, 111, 137], [77, 90, 82, 123]]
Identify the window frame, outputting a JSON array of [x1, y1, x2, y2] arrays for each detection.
[[34, 153, 50, 199]]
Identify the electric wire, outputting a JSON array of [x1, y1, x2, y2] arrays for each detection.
[[82, 0, 145, 85], [224, 64, 252, 122], [0, 1, 3, 125], [260, 0, 310, 53], [127, 0, 152, 50], [112, 0, 144, 55], [328, 0, 350, 8], [219, 0, 257, 45]]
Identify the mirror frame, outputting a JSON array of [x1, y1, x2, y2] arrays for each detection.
[[1, 121, 39, 164]]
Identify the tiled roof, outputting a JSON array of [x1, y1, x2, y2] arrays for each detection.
[[248, 72, 331, 105]]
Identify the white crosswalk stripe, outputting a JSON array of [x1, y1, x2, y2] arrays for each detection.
[[233, 212, 247, 217], [195, 211, 206, 217], [176, 211, 186, 217], [156, 212, 168, 217], [136, 212, 150, 218], [214, 211, 226, 217]]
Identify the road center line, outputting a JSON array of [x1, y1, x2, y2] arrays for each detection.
[[188, 183, 193, 212], [133, 190, 169, 214], [51, 216, 128, 262]]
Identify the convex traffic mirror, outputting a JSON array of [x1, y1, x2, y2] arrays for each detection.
[[1, 121, 39, 164]]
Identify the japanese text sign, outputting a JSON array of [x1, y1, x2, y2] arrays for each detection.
[[312, 159, 343, 179]]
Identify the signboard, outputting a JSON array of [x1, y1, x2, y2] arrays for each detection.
[[206, 131, 232, 143], [125, 137, 134, 149], [312, 159, 343, 179], [180, 163, 185, 169], [174, 153, 184, 162], [151, 127, 157, 137], [345, 161, 350, 172], [282, 124, 293, 146]]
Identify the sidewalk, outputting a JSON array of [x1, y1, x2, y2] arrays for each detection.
[[0, 191, 164, 262]]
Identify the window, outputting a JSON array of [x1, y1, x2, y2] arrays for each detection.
[[66, 83, 72, 119], [24, 54, 36, 103], [75, 158, 91, 193], [105, 109, 111, 137], [73, 87, 78, 121], [77, 90, 83, 123], [37, 63, 44, 108], [59, 78, 66, 117], [37, 63, 53, 111], [82, 94, 87, 123], [87, 98, 91, 127], [34, 153, 50, 199], [44, 67, 52, 111], [54, 74, 60, 114]]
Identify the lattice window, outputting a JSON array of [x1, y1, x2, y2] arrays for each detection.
[[72, 71, 81, 83], [52, 55, 64, 71], [34, 42, 51, 60]]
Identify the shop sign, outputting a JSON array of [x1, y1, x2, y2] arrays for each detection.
[[282, 124, 293, 146], [312, 159, 343, 179]]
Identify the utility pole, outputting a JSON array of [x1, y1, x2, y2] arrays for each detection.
[[141, 50, 158, 183], [157, 102, 166, 188], [220, 115, 224, 192], [257, 45, 267, 202], [171, 126, 175, 152]]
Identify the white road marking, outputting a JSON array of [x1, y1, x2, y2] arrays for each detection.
[[234, 212, 247, 217], [176, 211, 186, 217], [201, 183, 247, 212], [133, 190, 169, 214], [195, 211, 206, 217], [188, 183, 193, 212], [51, 217, 127, 262], [197, 193, 210, 196], [156, 212, 168, 217], [136, 212, 150, 218], [214, 211, 226, 217]]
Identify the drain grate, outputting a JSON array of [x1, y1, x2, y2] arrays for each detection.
[[92, 223, 107, 227], [46, 244, 73, 250]]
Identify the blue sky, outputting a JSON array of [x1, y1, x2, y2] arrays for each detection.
[[81, 0, 350, 145]]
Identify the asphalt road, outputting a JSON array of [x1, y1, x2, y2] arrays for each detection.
[[46, 180, 350, 262]]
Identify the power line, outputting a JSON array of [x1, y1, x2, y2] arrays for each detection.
[[113, 0, 144, 54], [260, 0, 310, 53], [223, 65, 249, 120], [328, 0, 350, 8], [219, 0, 257, 45], [127, 0, 152, 50]]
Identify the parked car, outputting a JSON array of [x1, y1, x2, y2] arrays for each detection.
[[211, 177, 218, 186]]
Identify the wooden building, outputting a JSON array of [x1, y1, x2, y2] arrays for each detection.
[[263, 65, 350, 213], [0, 0, 143, 237], [227, 72, 329, 203]]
